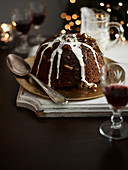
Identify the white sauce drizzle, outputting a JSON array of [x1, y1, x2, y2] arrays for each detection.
[[48, 46, 63, 86], [36, 34, 100, 88]]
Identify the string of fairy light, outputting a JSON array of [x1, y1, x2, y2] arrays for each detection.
[[60, 0, 127, 41], [99, 1, 127, 41], [60, 0, 81, 34]]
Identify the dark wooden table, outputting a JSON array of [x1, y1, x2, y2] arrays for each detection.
[[0, 48, 128, 170]]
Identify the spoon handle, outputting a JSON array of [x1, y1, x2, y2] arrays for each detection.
[[29, 73, 68, 104]]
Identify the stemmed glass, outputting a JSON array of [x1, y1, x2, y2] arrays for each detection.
[[99, 63, 128, 140], [12, 8, 32, 54], [29, 2, 47, 45]]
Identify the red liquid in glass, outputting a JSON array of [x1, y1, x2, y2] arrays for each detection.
[[104, 85, 128, 110], [16, 21, 31, 34], [32, 13, 45, 25]]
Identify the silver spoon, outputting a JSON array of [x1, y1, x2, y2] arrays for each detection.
[[6, 54, 68, 104]]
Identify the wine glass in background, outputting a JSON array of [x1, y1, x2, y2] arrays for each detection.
[[12, 8, 32, 54], [99, 63, 128, 140], [29, 2, 47, 45]]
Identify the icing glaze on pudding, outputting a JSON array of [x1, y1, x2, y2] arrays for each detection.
[[31, 33, 104, 89]]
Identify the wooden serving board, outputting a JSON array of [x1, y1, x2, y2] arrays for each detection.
[[16, 87, 128, 118]]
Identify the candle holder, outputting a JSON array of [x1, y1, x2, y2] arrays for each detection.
[[0, 23, 14, 49]]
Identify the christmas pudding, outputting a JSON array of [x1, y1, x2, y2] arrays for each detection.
[[31, 33, 104, 89]]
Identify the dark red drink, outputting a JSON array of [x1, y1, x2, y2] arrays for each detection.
[[32, 13, 46, 25], [104, 85, 128, 110], [16, 21, 31, 34]]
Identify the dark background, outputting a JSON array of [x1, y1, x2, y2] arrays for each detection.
[[0, 0, 68, 37], [1, 0, 128, 39]]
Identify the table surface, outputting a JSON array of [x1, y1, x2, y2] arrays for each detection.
[[0, 43, 128, 170]]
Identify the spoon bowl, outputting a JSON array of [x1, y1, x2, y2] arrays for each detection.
[[7, 54, 68, 104], [7, 54, 31, 76]]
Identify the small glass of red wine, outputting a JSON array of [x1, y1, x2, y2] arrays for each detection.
[[99, 62, 128, 140], [29, 2, 47, 45], [12, 8, 32, 54]]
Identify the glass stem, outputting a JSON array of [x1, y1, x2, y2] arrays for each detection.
[[34, 25, 40, 39], [111, 109, 123, 129], [20, 34, 28, 49]]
